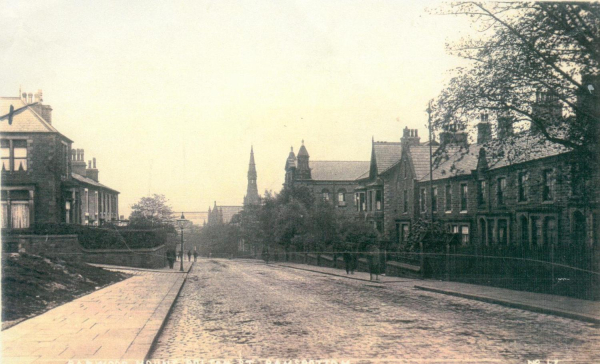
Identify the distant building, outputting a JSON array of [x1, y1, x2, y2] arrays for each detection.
[[206, 201, 243, 226], [0, 89, 120, 228], [243, 146, 261, 206], [284, 140, 369, 211]]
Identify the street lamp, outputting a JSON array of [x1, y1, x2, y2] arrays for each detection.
[[176, 212, 188, 272]]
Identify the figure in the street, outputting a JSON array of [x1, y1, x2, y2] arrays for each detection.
[[343, 247, 353, 275], [193, 249, 198, 262], [178, 250, 183, 262], [367, 244, 381, 281], [187, 250, 192, 261], [166, 249, 175, 269]]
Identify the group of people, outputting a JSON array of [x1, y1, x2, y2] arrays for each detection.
[[165, 248, 199, 269], [343, 244, 381, 281]]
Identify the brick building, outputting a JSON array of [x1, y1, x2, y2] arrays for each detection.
[[0, 90, 120, 228], [284, 141, 368, 212]]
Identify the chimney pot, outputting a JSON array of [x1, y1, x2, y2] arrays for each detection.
[[93, 158, 96, 169], [88, 160, 92, 169]]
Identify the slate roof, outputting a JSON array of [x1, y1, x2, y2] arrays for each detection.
[[419, 132, 572, 182], [309, 161, 370, 181], [71, 173, 120, 193], [373, 142, 403, 175], [0, 97, 72, 141], [419, 145, 480, 181], [408, 145, 436, 180], [217, 206, 243, 224]]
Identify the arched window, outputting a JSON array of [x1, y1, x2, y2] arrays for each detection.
[[321, 189, 330, 202], [544, 217, 557, 247], [572, 211, 586, 246], [520, 216, 529, 246]]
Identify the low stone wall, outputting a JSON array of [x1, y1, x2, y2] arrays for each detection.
[[82, 245, 166, 269], [2, 234, 166, 269], [386, 260, 421, 278], [2, 234, 84, 261]]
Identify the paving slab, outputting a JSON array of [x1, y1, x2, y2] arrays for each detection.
[[414, 280, 600, 324], [2, 266, 190, 364], [275, 260, 600, 324]]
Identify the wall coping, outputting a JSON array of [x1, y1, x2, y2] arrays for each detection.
[[5, 234, 79, 239], [81, 244, 166, 254]]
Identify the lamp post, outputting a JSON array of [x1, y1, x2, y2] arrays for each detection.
[[176, 212, 188, 272]]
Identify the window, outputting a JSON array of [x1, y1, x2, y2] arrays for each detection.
[[1, 190, 32, 229], [1, 139, 28, 171], [359, 192, 366, 212], [420, 188, 426, 213], [322, 189, 330, 202], [338, 190, 346, 206], [543, 169, 554, 201], [460, 184, 468, 212], [477, 180, 486, 207], [402, 224, 409, 242], [544, 217, 557, 246], [518, 172, 528, 202], [403, 190, 408, 213], [452, 225, 459, 234], [497, 219, 508, 245], [461, 225, 469, 245], [520, 216, 529, 246], [531, 217, 542, 247], [445, 185, 452, 212], [432, 187, 438, 213], [497, 177, 506, 205], [375, 190, 382, 210], [355, 193, 359, 211], [368, 191, 373, 211]]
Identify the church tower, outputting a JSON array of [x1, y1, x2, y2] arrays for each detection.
[[244, 146, 261, 206], [296, 140, 311, 180]]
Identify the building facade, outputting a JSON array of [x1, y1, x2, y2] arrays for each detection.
[[284, 141, 369, 212], [1, 90, 120, 229]]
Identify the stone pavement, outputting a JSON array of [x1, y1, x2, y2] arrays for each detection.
[[414, 280, 600, 324], [275, 262, 415, 283], [275, 261, 600, 324], [90, 260, 194, 273], [2, 264, 191, 364]]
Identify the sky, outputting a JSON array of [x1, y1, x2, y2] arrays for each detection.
[[1, 0, 472, 220]]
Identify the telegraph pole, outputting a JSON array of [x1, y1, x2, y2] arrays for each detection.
[[427, 100, 434, 223]]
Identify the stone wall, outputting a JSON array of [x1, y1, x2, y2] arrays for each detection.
[[2, 234, 166, 269]]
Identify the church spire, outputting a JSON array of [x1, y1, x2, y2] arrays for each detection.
[[244, 146, 260, 206]]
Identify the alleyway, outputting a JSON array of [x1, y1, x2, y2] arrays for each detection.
[[149, 259, 599, 364]]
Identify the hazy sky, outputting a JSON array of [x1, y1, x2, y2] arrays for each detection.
[[1, 0, 471, 219]]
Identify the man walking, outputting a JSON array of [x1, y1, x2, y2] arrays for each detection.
[[193, 249, 198, 262], [343, 246, 353, 275], [367, 243, 381, 281], [187, 250, 192, 262]]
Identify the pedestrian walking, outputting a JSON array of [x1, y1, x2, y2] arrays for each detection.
[[367, 244, 381, 281], [342, 247, 353, 275], [178, 250, 183, 262], [193, 250, 198, 262], [187, 250, 192, 261], [166, 249, 175, 269]]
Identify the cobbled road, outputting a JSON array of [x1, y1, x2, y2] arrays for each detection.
[[149, 259, 600, 364]]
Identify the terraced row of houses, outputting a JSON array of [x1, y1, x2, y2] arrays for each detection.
[[284, 94, 599, 251]]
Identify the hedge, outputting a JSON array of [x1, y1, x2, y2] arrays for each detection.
[[9, 223, 169, 250]]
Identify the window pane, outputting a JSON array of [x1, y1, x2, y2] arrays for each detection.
[[1, 202, 8, 228], [1, 147, 9, 158], [11, 202, 30, 228], [14, 147, 27, 158], [14, 159, 27, 171]]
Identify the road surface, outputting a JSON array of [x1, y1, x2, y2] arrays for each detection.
[[149, 259, 599, 364]]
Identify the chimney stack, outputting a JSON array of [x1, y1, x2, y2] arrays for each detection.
[[72, 149, 87, 176], [477, 113, 492, 144], [440, 124, 469, 146], [86, 157, 99, 182], [401, 127, 421, 147]]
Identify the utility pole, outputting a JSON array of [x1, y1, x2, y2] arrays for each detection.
[[427, 100, 434, 223]]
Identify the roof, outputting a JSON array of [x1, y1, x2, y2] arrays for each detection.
[[485, 132, 570, 170], [419, 132, 572, 182], [0, 97, 72, 142], [298, 142, 309, 157], [309, 161, 370, 181], [408, 145, 435, 180], [71, 172, 120, 193], [217, 206, 243, 224], [373, 142, 402, 175], [419, 145, 481, 181]]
